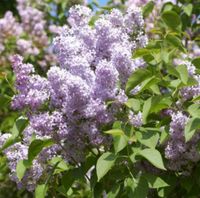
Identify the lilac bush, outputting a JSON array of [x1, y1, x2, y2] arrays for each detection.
[[0, 0, 200, 197], [1, 4, 147, 191]]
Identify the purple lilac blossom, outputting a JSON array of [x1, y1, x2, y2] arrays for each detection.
[[2, 5, 147, 191], [165, 111, 200, 172], [129, 111, 143, 127], [0, 0, 57, 68]]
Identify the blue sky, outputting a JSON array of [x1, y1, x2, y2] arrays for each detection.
[[89, 0, 108, 6], [99, 0, 108, 5]]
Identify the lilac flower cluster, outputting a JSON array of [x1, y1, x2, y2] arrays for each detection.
[[1, 5, 147, 191], [128, 111, 143, 127], [0, 11, 22, 41], [17, 0, 48, 46], [0, 11, 22, 65], [165, 111, 200, 173], [0, 0, 57, 69]]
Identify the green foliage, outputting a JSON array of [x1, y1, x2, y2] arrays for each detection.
[[35, 184, 48, 198], [142, 96, 172, 123], [125, 68, 151, 94], [1, 116, 28, 151], [142, 1, 155, 18], [96, 152, 117, 181], [162, 10, 181, 30], [28, 139, 54, 162], [137, 149, 166, 170]]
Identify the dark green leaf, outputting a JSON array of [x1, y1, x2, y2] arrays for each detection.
[[132, 176, 148, 198], [107, 184, 120, 198], [162, 11, 181, 30], [142, 1, 155, 18], [126, 69, 151, 94], [28, 139, 54, 162], [165, 34, 186, 52], [140, 76, 160, 92], [192, 57, 200, 68], [125, 176, 148, 198]]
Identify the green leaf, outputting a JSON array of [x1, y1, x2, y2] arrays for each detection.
[[16, 160, 31, 181], [160, 127, 169, 145], [61, 1, 67, 10], [56, 186, 68, 197], [144, 174, 169, 189], [140, 76, 160, 92], [167, 64, 180, 79], [165, 34, 186, 52], [61, 166, 89, 193], [169, 79, 181, 88], [162, 11, 181, 30], [162, 2, 174, 12], [142, 1, 155, 18], [35, 184, 48, 198], [96, 152, 117, 181], [183, 4, 193, 16], [133, 49, 150, 58], [0, 94, 10, 108], [132, 176, 148, 198], [61, 170, 76, 192], [176, 64, 189, 84], [184, 117, 200, 142], [49, 157, 69, 172], [1, 117, 28, 151], [125, 176, 148, 198], [142, 97, 153, 124], [28, 139, 54, 162], [107, 184, 120, 198], [113, 135, 128, 153], [113, 121, 121, 128], [188, 104, 200, 117], [126, 69, 151, 94], [150, 84, 161, 95], [104, 129, 124, 136], [125, 98, 141, 111], [136, 130, 159, 148], [161, 49, 170, 63], [192, 57, 200, 68], [142, 96, 172, 124], [10, 116, 28, 138], [138, 149, 166, 170], [89, 15, 99, 26]]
